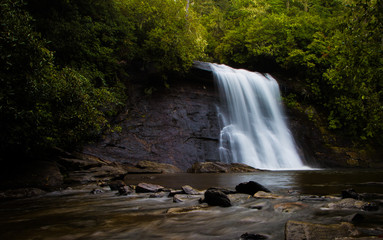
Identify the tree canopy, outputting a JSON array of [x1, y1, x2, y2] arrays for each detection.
[[1, 0, 382, 159]]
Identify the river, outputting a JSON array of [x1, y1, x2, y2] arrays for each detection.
[[0, 169, 382, 239]]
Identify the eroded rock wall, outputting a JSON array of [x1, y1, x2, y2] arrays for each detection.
[[83, 68, 220, 170]]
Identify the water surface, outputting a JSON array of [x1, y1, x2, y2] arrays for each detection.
[[1, 169, 382, 240]]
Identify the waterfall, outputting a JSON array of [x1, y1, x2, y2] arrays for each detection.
[[210, 63, 307, 170]]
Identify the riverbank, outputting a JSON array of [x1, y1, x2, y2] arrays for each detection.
[[1, 170, 383, 239]]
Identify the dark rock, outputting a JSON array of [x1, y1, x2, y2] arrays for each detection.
[[0, 188, 46, 200], [240, 233, 268, 240], [117, 186, 133, 195], [173, 195, 183, 203], [362, 202, 379, 211], [207, 187, 235, 195], [136, 182, 164, 193], [82, 71, 220, 171], [149, 192, 167, 198], [342, 189, 363, 200], [0, 160, 63, 191], [285, 221, 359, 240], [127, 160, 182, 174], [168, 190, 184, 197], [109, 180, 126, 191], [229, 163, 260, 173], [203, 189, 231, 207], [187, 162, 228, 173], [187, 162, 259, 173], [181, 185, 201, 195], [344, 213, 364, 223], [235, 181, 270, 195], [90, 189, 104, 194]]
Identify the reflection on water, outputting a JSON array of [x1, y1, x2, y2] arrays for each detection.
[[124, 169, 383, 195], [0, 169, 382, 240]]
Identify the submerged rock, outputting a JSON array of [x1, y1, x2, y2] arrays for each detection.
[[342, 189, 363, 200], [285, 221, 359, 240], [253, 191, 285, 199], [326, 198, 379, 211], [90, 189, 104, 194], [240, 232, 268, 240], [166, 204, 209, 214], [108, 180, 126, 191], [117, 186, 134, 196], [203, 188, 231, 207], [235, 181, 270, 195], [274, 202, 307, 213], [135, 182, 164, 193], [182, 185, 201, 195]]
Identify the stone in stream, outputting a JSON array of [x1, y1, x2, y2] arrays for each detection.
[[90, 189, 104, 194], [108, 180, 126, 191], [326, 198, 379, 211], [135, 182, 164, 193], [203, 188, 231, 207], [285, 221, 359, 240], [274, 202, 307, 213], [240, 232, 268, 239], [342, 188, 363, 200], [181, 185, 201, 195], [253, 191, 285, 199], [117, 186, 133, 195], [235, 181, 270, 195]]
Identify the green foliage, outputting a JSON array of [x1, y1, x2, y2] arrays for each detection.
[[117, 0, 207, 72], [322, 0, 383, 142], [194, 0, 383, 145], [0, 0, 123, 157]]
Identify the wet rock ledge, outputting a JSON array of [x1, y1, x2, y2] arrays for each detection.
[[89, 180, 382, 240]]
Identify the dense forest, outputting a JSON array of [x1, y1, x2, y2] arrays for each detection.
[[0, 0, 382, 160]]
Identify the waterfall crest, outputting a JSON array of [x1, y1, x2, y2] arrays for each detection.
[[210, 63, 307, 170]]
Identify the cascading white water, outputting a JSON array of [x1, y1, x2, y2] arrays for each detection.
[[210, 63, 307, 170]]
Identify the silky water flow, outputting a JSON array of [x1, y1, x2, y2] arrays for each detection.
[[210, 63, 308, 170]]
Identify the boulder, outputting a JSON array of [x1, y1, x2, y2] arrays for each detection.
[[285, 221, 359, 240], [182, 185, 201, 195], [326, 198, 379, 211], [342, 189, 363, 200], [117, 186, 134, 196], [235, 181, 270, 195], [108, 180, 126, 191], [240, 233, 268, 240], [203, 188, 231, 207], [135, 182, 164, 193]]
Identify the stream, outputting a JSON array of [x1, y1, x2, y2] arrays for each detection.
[[1, 169, 382, 239]]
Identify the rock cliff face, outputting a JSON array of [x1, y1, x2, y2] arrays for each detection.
[[83, 65, 220, 170], [83, 62, 375, 170]]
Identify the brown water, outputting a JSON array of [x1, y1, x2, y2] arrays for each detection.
[[0, 169, 382, 240]]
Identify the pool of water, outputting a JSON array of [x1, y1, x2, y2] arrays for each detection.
[[124, 169, 383, 195], [0, 169, 382, 240]]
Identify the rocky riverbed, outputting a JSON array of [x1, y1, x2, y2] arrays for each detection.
[[1, 172, 382, 240]]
